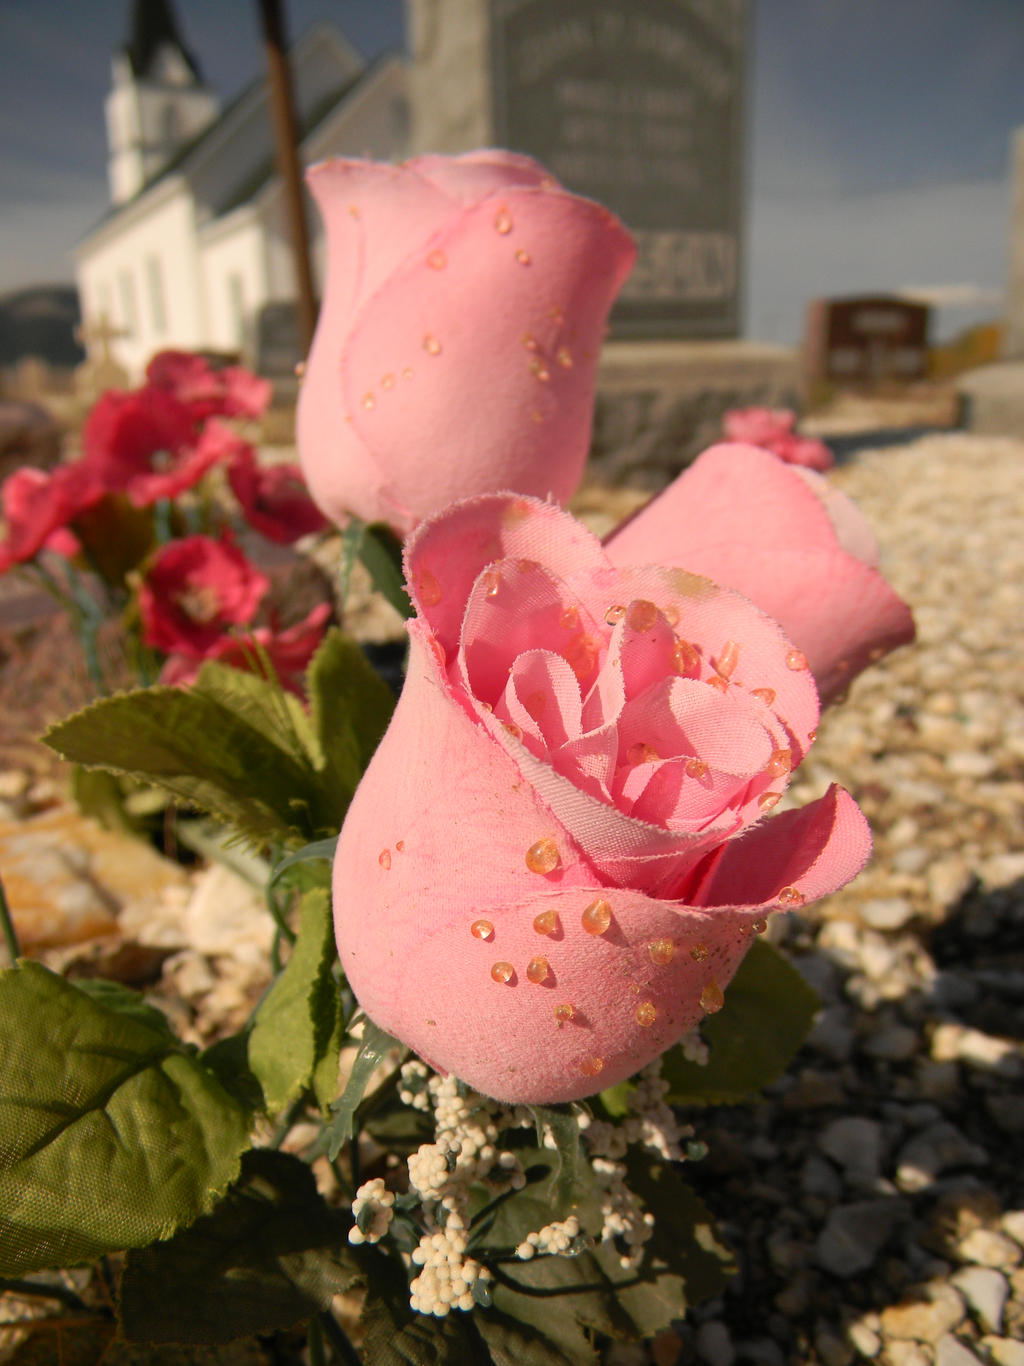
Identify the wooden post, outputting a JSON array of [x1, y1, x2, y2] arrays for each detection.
[[257, 0, 318, 356]]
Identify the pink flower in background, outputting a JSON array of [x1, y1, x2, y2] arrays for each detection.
[[722, 407, 834, 471], [297, 150, 636, 534], [605, 443, 914, 704], [147, 350, 272, 421], [0, 464, 99, 572], [139, 534, 269, 657], [333, 491, 872, 1104], [228, 445, 329, 544], [160, 602, 332, 694]]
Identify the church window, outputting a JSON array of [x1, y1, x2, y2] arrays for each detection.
[[147, 256, 167, 333], [118, 270, 138, 337], [228, 273, 246, 348]]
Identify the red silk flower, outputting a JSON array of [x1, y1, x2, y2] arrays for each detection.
[[297, 151, 636, 534], [333, 489, 873, 1104], [146, 350, 272, 421], [227, 445, 329, 544], [0, 464, 99, 572], [159, 602, 332, 694], [605, 444, 914, 704], [138, 534, 269, 657]]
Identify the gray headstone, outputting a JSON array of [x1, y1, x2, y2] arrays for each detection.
[[803, 295, 930, 389], [256, 301, 304, 378], [488, 0, 747, 339], [1005, 127, 1024, 359]]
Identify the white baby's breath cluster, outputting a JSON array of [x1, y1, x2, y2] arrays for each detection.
[[347, 1177, 395, 1246], [515, 1214, 581, 1260]]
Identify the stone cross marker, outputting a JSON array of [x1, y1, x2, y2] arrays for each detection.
[[408, 0, 748, 339], [73, 313, 130, 400]]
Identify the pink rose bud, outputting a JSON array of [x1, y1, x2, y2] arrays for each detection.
[[297, 151, 636, 534], [334, 491, 873, 1104], [605, 444, 914, 704]]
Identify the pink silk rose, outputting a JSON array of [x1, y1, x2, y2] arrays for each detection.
[[297, 151, 635, 534], [722, 407, 834, 471], [334, 491, 872, 1104], [604, 443, 915, 705]]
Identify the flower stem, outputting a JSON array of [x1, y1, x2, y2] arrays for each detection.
[[0, 873, 21, 962], [319, 1310, 363, 1366]]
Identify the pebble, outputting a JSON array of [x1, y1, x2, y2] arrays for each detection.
[[860, 897, 915, 931], [935, 1336, 984, 1366], [981, 1339, 1024, 1366], [815, 1198, 910, 1276], [1002, 1211, 1024, 1247], [931, 1023, 1024, 1079], [951, 1265, 1009, 1332], [818, 1117, 885, 1185], [958, 1228, 1023, 1270], [880, 1282, 966, 1342], [695, 1320, 735, 1366], [847, 1321, 881, 1359], [896, 1122, 989, 1192]]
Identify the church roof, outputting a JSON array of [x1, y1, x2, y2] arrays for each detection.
[[123, 0, 204, 82]]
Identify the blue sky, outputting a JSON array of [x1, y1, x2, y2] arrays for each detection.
[[0, 0, 1020, 342]]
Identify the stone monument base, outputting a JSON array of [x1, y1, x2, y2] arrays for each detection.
[[956, 360, 1024, 438], [590, 340, 799, 490]]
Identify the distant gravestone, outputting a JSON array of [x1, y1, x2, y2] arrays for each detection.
[[74, 314, 130, 402], [489, 0, 747, 338], [1005, 127, 1024, 359], [256, 302, 304, 378], [803, 295, 931, 390]]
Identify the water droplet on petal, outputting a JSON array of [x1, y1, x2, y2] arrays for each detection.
[[758, 791, 782, 811], [524, 690, 547, 721], [751, 918, 768, 935], [527, 956, 549, 983], [502, 721, 522, 741], [427, 635, 446, 668], [395, 840, 405, 851], [700, 980, 725, 1014], [560, 605, 580, 631], [515, 248, 531, 265], [556, 346, 573, 369], [418, 569, 442, 606], [563, 632, 598, 681], [649, 938, 675, 965], [706, 675, 729, 693], [521, 332, 538, 351], [716, 640, 740, 678], [690, 942, 710, 962], [663, 604, 680, 627], [294, 360, 306, 378], [554, 1002, 575, 1024], [766, 748, 791, 777], [808, 728, 818, 742], [491, 961, 514, 983], [348, 204, 360, 219], [778, 886, 806, 907], [581, 899, 612, 936], [402, 366, 413, 380], [471, 919, 494, 940], [786, 648, 808, 671], [685, 757, 709, 779], [605, 604, 626, 625], [378, 848, 391, 870], [529, 358, 551, 382], [427, 249, 446, 270], [751, 687, 776, 706], [526, 838, 560, 875], [494, 208, 513, 234], [482, 568, 501, 598], [534, 909, 559, 936], [423, 333, 442, 356], [579, 1056, 604, 1077], [635, 1001, 657, 1028], [672, 639, 700, 675], [626, 741, 659, 766], [361, 392, 375, 410], [626, 599, 659, 633]]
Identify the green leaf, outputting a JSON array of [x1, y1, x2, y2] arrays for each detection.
[[248, 890, 344, 1113], [72, 977, 178, 1035], [527, 1107, 583, 1220], [192, 658, 318, 763], [359, 1251, 492, 1365], [0, 961, 250, 1276], [661, 939, 820, 1105], [270, 836, 339, 887], [306, 628, 395, 799], [43, 683, 331, 849], [474, 1304, 598, 1366], [119, 1149, 359, 1344], [347, 521, 412, 621], [319, 1019, 398, 1161]]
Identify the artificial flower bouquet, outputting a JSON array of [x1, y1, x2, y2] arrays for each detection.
[[0, 153, 913, 1364]]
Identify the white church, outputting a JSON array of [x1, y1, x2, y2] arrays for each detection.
[[74, 0, 410, 378]]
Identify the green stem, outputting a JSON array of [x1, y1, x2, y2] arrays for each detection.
[[0, 873, 21, 962], [307, 1315, 327, 1366], [319, 1310, 363, 1366]]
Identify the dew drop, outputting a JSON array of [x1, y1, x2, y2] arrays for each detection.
[[361, 392, 376, 410], [378, 848, 391, 870], [395, 840, 405, 851], [700, 980, 725, 1014], [778, 885, 806, 907], [581, 898, 612, 936], [626, 741, 658, 766], [531, 408, 544, 424], [672, 639, 700, 675], [648, 938, 675, 965], [494, 208, 513, 234], [685, 757, 709, 779], [348, 204, 360, 219], [521, 332, 538, 351], [635, 1001, 657, 1028], [533, 909, 559, 936], [427, 635, 446, 668], [491, 961, 514, 984], [706, 675, 729, 693], [579, 1056, 604, 1077], [786, 648, 809, 671], [529, 358, 551, 382], [381, 373, 395, 390], [471, 919, 494, 940], [553, 1002, 575, 1024], [515, 248, 531, 265], [689, 943, 710, 962], [559, 605, 580, 631], [502, 721, 522, 741], [402, 366, 413, 380], [423, 333, 442, 356], [758, 791, 782, 811], [427, 249, 447, 270], [525, 838, 560, 875], [294, 360, 306, 378], [526, 956, 549, 984], [524, 690, 547, 720], [751, 687, 776, 706], [626, 599, 659, 633], [556, 345, 573, 369], [751, 918, 768, 935], [547, 305, 565, 323], [766, 748, 792, 777], [808, 727, 818, 742], [605, 604, 626, 625], [563, 633, 598, 681], [418, 568, 442, 606], [663, 604, 680, 627], [482, 568, 502, 598], [716, 640, 740, 678]]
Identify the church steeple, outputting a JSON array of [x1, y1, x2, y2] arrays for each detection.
[[104, 0, 220, 204]]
